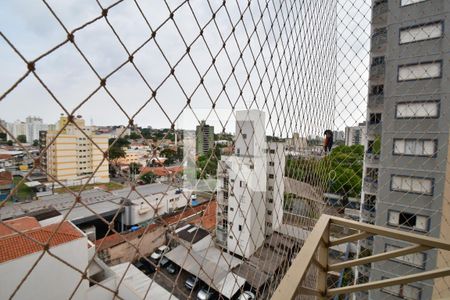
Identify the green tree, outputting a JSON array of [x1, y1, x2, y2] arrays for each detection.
[[196, 148, 221, 179], [129, 162, 141, 174], [6, 140, 13, 146], [160, 148, 177, 165], [32, 139, 39, 147], [140, 172, 156, 184], [129, 131, 140, 140], [17, 135, 27, 143], [108, 137, 130, 163], [0, 132, 6, 141]]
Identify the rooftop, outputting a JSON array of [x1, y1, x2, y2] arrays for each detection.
[[0, 219, 84, 263]]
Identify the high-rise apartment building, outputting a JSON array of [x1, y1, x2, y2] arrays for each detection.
[[195, 121, 214, 156], [359, 1, 450, 299], [5, 116, 49, 143], [344, 122, 367, 146], [216, 110, 285, 259], [46, 116, 110, 184]]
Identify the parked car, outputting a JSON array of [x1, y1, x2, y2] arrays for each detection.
[[158, 257, 170, 268], [150, 245, 170, 260], [238, 291, 256, 300], [196, 287, 215, 300], [135, 258, 156, 274], [166, 263, 178, 274], [185, 275, 199, 290]]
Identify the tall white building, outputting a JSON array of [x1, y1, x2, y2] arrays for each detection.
[[344, 122, 367, 146], [6, 116, 49, 143], [216, 110, 285, 258]]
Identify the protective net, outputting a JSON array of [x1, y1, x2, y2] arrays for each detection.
[[1, 0, 450, 299]]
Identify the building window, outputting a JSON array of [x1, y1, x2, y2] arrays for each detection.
[[401, 0, 429, 7], [242, 134, 247, 139], [395, 101, 439, 119], [229, 235, 233, 239], [371, 56, 385, 66], [369, 113, 382, 124], [391, 175, 433, 195], [270, 149, 275, 154], [268, 198, 273, 204], [385, 244, 426, 269], [230, 207, 234, 211], [400, 21, 443, 44], [267, 210, 272, 216], [268, 174, 274, 179], [269, 161, 274, 166], [398, 61, 442, 81], [371, 84, 384, 95], [236, 148, 240, 155], [266, 222, 272, 227], [381, 277, 421, 300], [268, 186, 273, 191], [393, 139, 436, 157], [238, 225, 242, 231], [388, 211, 429, 231]]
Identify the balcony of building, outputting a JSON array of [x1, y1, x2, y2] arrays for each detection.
[[271, 215, 450, 300], [372, 0, 388, 25], [371, 28, 387, 53]]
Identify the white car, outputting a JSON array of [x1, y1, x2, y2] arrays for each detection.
[[238, 291, 256, 300], [150, 245, 170, 260]]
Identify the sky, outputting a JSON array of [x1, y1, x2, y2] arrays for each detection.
[[0, 0, 370, 135]]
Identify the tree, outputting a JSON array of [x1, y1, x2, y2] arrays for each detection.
[[129, 131, 140, 140], [6, 140, 13, 146], [32, 139, 39, 147], [129, 162, 141, 174], [196, 148, 221, 179], [160, 148, 177, 165], [108, 137, 130, 162], [141, 172, 156, 184], [0, 132, 6, 141], [17, 135, 27, 143]]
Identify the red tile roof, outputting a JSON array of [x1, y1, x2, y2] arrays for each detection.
[[0, 221, 84, 263], [140, 166, 183, 177], [0, 171, 12, 185], [0, 154, 13, 160], [0, 217, 41, 237]]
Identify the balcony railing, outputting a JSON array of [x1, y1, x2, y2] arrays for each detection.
[[369, 63, 385, 79], [371, 30, 387, 52], [368, 94, 384, 107], [372, 1, 388, 22], [365, 152, 380, 164], [271, 215, 450, 299]]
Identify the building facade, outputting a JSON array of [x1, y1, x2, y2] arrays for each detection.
[[46, 116, 110, 184], [358, 1, 450, 299], [216, 110, 285, 258], [196, 121, 214, 156], [344, 122, 367, 146]]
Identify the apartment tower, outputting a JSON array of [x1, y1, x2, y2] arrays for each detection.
[[359, 1, 450, 299], [46, 116, 110, 184], [216, 110, 285, 258]]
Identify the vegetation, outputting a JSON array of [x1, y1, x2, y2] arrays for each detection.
[[108, 137, 130, 162], [32, 139, 39, 147], [12, 177, 34, 200], [286, 145, 364, 197], [197, 148, 221, 179], [17, 134, 27, 143], [140, 172, 157, 184], [0, 132, 6, 141], [53, 182, 124, 193]]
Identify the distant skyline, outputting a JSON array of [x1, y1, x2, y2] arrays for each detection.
[[0, 0, 369, 134]]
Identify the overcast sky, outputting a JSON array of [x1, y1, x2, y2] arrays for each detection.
[[0, 0, 370, 135]]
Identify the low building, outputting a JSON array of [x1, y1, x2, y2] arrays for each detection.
[[0, 216, 177, 300], [0, 171, 13, 201]]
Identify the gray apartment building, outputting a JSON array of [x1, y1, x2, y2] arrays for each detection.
[[359, 0, 450, 299], [195, 121, 214, 156]]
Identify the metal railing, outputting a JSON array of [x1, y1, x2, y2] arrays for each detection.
[[271, 214, 450, 300]]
